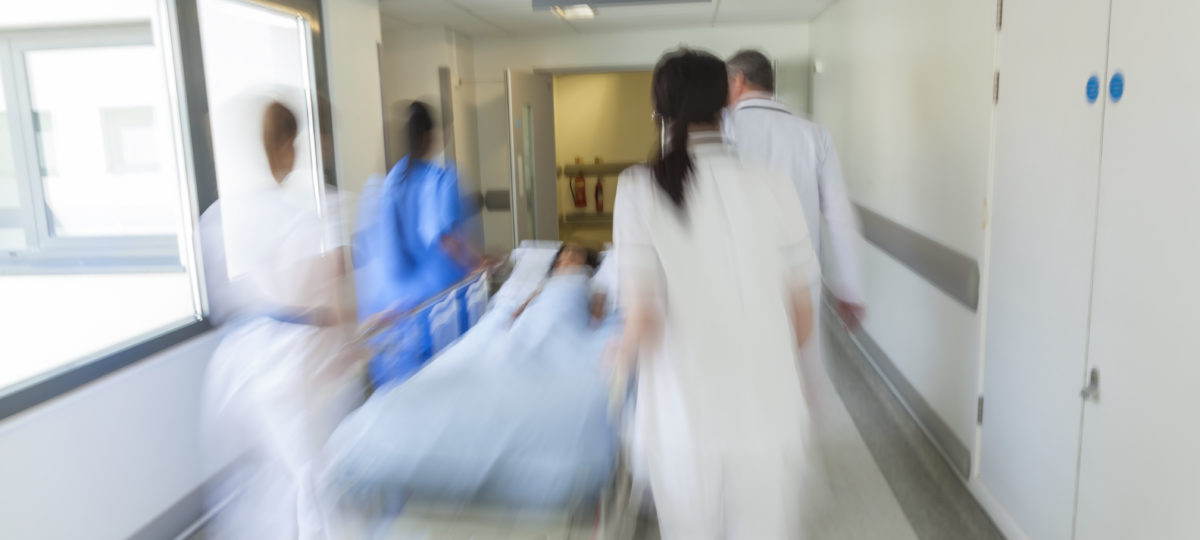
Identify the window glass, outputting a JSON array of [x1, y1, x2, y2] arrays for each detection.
[[26, 44, 181, 238], [0, 4, 201, 393]]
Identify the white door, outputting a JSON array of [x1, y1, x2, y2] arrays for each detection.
[[979, 1, 1112, 537], [1074, 0, 1200, 537], [505, 69, 558, 244]]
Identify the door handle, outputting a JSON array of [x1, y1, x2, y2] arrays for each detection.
[[1080, 368, 1100, 400]]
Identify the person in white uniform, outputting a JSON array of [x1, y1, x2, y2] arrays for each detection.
[[724, 50, 866, 334], [202, 101, 363, 539], [613, 48, 821, 539]]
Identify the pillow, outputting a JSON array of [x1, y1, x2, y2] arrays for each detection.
[[519, 239, 563, 251], [490, 243, 562, 311]]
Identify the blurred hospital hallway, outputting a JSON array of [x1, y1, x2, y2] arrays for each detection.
[[3, 0, 1199, 539]]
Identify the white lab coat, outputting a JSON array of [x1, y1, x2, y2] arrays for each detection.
[[614, 133, 825, 539], [202, 178, 364, 540], [724, 95, 864, 305]]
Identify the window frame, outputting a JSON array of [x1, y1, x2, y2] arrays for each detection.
[[0, 23, 182, 273], [0, 1, 214, 421]]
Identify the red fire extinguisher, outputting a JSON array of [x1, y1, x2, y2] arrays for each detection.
[[572, 157, 586, 208], [595, 175, 604, 213]]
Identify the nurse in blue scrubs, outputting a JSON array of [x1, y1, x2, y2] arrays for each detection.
[[354, 101, 479, 387]]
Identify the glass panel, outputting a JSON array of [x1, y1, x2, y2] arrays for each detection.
[[522, 105, 536, 239], [25, 44, 182, 238], [198, 0, 323, 280], [0, 80, 25, 251], [0, 7, 200, 393]]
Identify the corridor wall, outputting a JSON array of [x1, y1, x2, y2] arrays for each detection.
[[811, 0, 997, 478], [323, 0, 386, 198], [0, 334, 227, 539]]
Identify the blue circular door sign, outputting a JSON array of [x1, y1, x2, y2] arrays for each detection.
[[1110, 72, 1125, 102], [1086, 75, 1100, 103]]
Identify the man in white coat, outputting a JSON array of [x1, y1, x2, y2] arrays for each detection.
[[724, 49, 866, 357], [720, 49, 864, 410]]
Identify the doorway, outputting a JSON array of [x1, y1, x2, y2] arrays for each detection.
[[506, 68, 656, 251]]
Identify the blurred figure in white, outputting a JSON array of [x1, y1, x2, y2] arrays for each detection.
[[724, 49, 866, 332], [613, 49, 821, 539], [201, 100, 363, 539]]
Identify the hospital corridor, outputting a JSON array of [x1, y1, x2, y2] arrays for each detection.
[[1, 0, 1197, 539]]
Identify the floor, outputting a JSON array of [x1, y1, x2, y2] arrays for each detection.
[[819, 308, 1003, 540], [191, 305, 1004, 539]]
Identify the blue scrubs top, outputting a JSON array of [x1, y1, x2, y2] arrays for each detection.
[[354, 157, 469, 385]]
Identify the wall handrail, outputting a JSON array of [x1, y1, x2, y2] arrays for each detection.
[[856, 203, 980, 311]]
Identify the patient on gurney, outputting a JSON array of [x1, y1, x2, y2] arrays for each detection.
[[513, 243, 606, 323], [323, 244, 618, 511]]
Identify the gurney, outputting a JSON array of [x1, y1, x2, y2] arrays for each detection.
[[322, 242, 643, 539]]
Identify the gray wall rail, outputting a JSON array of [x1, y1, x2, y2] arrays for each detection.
[[856, 203, 980, 311]]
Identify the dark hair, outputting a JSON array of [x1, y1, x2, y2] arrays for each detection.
[[549, 243, 599, 276], [262, 101, 298, 176], [726, 49, 775, 93], [650, 49, 728, 208], [405, 101, 435, 177]]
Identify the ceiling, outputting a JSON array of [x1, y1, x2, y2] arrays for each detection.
[[379, 0, 835, 37]]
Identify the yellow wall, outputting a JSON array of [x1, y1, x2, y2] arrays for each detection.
[[553, 71, 656, 166], [552, 71, 655, 248]]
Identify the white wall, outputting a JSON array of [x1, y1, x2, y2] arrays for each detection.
[[378, 27, 480, 187], [0, 332, 226, 540], [323, 0, 386, 196], [379, 26, 480, 179], [378, 25, 483, 248], [469, 23, 813, 253], [811, 0, 996, 457], [448, 30, 481, 194], [380, 25, 451, 168]]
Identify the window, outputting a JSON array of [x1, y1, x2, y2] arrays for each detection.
[[0, 2, 205, 400], [102, 107, 159, 174]]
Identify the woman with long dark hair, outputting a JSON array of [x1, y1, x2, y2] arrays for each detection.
[[354, 101, 479, 387], [613, 49, 820, 538]]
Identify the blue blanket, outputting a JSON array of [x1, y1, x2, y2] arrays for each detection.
[[324, 274, 618, 510]]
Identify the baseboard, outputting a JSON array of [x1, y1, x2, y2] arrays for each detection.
[[128, 460, 242, 540], [822, 292, 973, 478], [969, 477, 1033, 540]]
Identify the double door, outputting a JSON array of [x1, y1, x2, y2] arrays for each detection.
[[982, 0, 1200, 538]]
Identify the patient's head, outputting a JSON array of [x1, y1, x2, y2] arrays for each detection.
[[550, 243, 599, 276]]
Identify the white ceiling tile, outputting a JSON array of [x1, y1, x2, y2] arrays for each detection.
[[569, 2, 714, 31], [473, 12, 574, 32], [451, 0, 528, 8], [382, 0, 828, 37], [381, 2, 461, 24], [715, 0, 831, 19]]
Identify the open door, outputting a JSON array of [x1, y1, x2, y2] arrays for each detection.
[[505, 69, 558, 244]]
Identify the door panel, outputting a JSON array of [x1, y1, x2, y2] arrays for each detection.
[[979, 1, 1112, 538], [505, 69, 557, 244], [1074, 1, 1200, 538]]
